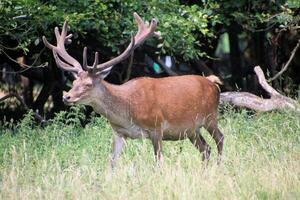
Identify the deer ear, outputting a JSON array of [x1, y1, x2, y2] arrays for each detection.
[[97, 66, 113, 79]]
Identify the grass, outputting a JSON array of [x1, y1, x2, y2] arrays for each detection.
[[0, 107, 300, 199]]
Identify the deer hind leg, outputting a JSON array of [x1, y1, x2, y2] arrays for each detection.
[[189, 129, 211, 161], [204, 119, 224, 163]]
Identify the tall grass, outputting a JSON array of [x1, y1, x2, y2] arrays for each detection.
[[0, 108, 299, 199]]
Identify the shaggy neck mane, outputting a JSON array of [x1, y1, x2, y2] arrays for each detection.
[[90, 80, 130, 125]]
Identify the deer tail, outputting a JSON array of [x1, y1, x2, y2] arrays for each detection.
[[206, 75, 223, 85]]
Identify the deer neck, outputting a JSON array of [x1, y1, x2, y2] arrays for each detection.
[[90, 80, 130, 125]]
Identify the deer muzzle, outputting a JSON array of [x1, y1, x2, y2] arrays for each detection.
[[63, 95, 72, 103]]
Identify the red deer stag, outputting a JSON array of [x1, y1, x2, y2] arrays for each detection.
[[43, 13, 224, 168]]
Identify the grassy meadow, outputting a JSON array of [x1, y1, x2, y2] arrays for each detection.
[[0, 107, 300, 199]]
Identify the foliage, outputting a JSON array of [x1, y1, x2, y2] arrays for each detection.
[[0, 0, 220, 60], [1, 0, 299, 61], [141, 1, 220, 60], [0, 109, 299, 199], [213, 0, 299, 31]]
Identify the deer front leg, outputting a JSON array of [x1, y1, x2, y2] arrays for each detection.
[[110, 134, 126, 169], [150, 132, 164, 165]]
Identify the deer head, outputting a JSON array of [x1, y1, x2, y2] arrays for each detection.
[[42, 13, 159, 105]]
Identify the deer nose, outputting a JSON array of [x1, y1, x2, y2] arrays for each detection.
[[63, 95, 71, 102]]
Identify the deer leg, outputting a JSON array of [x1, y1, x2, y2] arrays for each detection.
[[189, 130, 211, 161], [150, 132, 163, 165], [205, 120, 224, 163], [110, 134, 126, 169]]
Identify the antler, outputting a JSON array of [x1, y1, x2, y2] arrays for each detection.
[[43, 13, 159, 75], [90, 12, 159, 74], [43, 21, 83, 73], [82, 47, 99, 73], [133, 12, 160, 47]]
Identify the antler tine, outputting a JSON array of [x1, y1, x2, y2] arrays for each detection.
[[91, 34, 135, 73], [134, 12, 146, 35], [43, 21, 83, 73], [54, 27, 61, 43], [52, 51, 79, 73], [89, 52, 99, 74], [65, 33, 73, 45], [60, 21, 68, 43], [92, 52, 99, 68], [83, 47, 99, 73], [83, 47, 88, 71], [133, 12, 159, 46], [42, 36, 56, 50]]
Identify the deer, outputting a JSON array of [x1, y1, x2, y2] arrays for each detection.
[[42, 13, 224, 168]]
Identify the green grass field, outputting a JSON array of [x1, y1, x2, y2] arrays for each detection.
[[0, 107, 300, 199]]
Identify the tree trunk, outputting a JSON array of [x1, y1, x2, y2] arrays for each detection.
[[228, 22, 243, 89]]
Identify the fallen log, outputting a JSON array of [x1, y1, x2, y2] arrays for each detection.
[[220, 66, 300, 113]]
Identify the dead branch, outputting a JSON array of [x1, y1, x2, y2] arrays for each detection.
[[268, 39, 300, 82], [0, 48, 48, 74], [220, 66, 300, 113], [191, 59, 214, 76], [123, 52, 134, 83], [156, 58, 178, 76], [255, 66, 279, 95], [0, 93, 45, 123]]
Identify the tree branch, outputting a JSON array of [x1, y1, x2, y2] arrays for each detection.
[[254, 66, 280, 96], [0, 48, 48, 74], [156, 58, 178, 76], [190, 59, 214, 75], [268, 39, 300, 82], [123, 52, 134, 83]]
